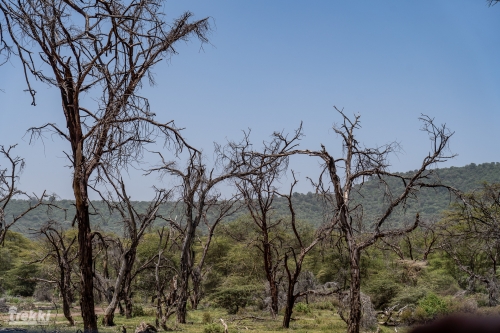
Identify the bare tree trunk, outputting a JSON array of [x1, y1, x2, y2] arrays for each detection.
[[125, 296, 133, 319], [102, 253, 129, 326], [177, 229, 194, 324], [123, 263, 135, 319], [62, 288, 75, 326], [61, 269, 75, 326], [118, 302, 125, 316], [282, 283, 296, 328], [347, 248, 362, 333], [264, 240, 279, 318], [190, 267, 202, 310], [75, 178, 98, 332]]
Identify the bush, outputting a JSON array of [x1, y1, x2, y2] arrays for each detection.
[[473, 293, 490, 307], [365, 274, 400, 309], [399, 308, 415, 325], [202, 312, 212, 324], [132, 304, 145, 317], [390, 286, 427, 307], [418, 293, 448, 317], [203, 323, 224, 333], [448, 296, 478, 314], [295, 302, 311, 314], [211, 285, 257, 314], [412, 293, 449, 323]]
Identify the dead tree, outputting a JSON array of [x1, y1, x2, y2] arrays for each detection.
[[236, 165, 286, 319], [232, 127, 303, 319], [278, 174, 332, 328], [153, 151, 252, 323], [190, 197, 240, 310], [98, 176, 169, 326], [151, 129, 302, 323], [262, 108, 457, 333], [153, 227, 181, 330], [0, 0, 210, 329], [0, 144, 49, 245], [35, 221, 78, 326]]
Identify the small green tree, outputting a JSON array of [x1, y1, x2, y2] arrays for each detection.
[[211, 283, 258, 314], [416, 293, 448, 319]]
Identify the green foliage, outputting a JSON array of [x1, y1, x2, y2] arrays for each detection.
[[295, 302, 312, 314], [210, 283, 258, 314], [203, 323, 224, 333], [132, 304, 145, 317], [417, 293, 448, 319], [0, 231, 40, 296], [352, 162, 500, 225], [310, 301, 335, 311], [421, 259, 460, 295], [8, 162, 500, 236], [365, 273, 401, 309], [202, 312, 212, 324], [134, 231, 179, 300], [390, 286, 427, 307], [4, 263, 39, 296]]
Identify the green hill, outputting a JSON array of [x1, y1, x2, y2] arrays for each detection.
[[5, 162, 500, 236]]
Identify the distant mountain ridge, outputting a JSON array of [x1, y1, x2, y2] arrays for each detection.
[[5, 162, 500, 236]]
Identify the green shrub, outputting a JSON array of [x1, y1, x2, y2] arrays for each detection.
[[202, 312, 212, 324], [203, 323, 224, 333], [415, 293, 448, 321], [211, 285, 257, 314], [365, 274, 400, 309], [143, 307, 156, 316], [5, 264, 39, 296], [412, 306, 430, 324], [295, 302, 311, 314], [390, 286, 427, 307], [132, 304, 145, 317]]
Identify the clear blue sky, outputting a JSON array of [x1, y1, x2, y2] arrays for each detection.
[[0, 1, 499, 200]]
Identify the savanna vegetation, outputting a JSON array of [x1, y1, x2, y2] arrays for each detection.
[[1, 180, 500, 333], [0, 0, 499, 332]]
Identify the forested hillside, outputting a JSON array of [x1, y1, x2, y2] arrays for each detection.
[[5, 162, 500, 236]]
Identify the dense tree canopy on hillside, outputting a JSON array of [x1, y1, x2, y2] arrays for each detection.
[[4, 162, 499, 235]]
